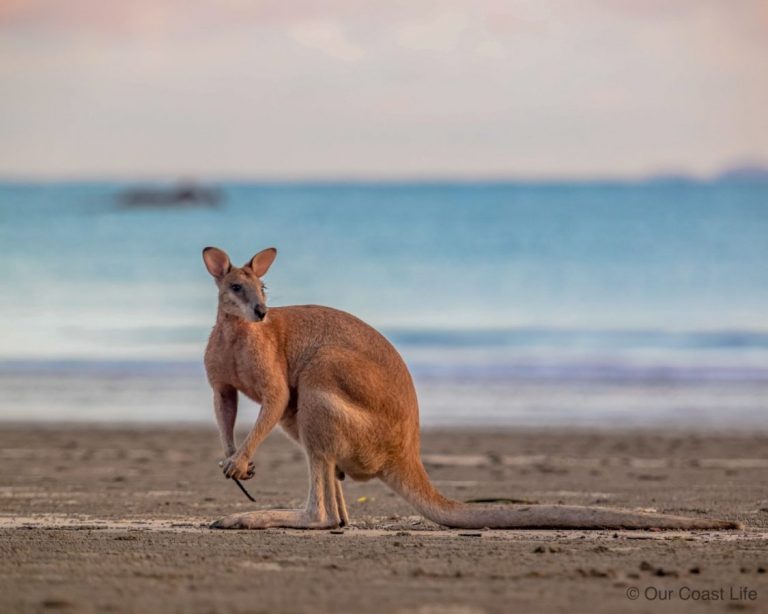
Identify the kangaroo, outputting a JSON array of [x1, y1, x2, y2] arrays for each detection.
[[202, 246, 740, 530]]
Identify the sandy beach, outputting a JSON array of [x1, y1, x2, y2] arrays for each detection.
[[1, 425, 766, 613]]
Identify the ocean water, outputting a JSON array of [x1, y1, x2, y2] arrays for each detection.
[[0, 181, 766, 427]]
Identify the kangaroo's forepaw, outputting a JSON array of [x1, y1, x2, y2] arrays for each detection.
[[219, 456, 255, 481]]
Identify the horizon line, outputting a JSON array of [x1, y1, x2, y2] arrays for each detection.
[[1, 170, 767, 186]]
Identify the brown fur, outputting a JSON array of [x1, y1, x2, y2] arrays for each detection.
[[203, 246, 741, 530]]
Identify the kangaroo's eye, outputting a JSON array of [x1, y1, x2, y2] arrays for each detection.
[[230, 283, 242, 292]]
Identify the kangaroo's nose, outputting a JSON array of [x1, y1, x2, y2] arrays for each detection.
[[254, 305, 267, 321]]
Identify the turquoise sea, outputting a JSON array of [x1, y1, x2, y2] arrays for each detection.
[[1, 181, 766, 427]]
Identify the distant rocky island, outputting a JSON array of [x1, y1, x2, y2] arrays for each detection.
[[646, 163, 768, 184], [117, 182, 222, 208], [715, 164, 768, 183]]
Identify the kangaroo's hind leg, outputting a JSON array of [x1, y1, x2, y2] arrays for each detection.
[[211, 453, 341, 529], [335, 477, 350, 527]]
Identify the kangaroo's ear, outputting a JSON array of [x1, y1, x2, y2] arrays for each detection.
[[202, 247, 231, 279], [248, 247, 277, 277]]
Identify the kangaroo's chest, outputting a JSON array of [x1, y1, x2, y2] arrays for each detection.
[[205, 328, 271, 402]]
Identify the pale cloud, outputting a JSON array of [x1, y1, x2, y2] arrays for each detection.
[[289, 20, 365, 62], [472, 39, 505, 59], [394, 11, 469, 53]]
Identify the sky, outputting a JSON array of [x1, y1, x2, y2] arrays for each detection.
[[0, 0, 767, 180]]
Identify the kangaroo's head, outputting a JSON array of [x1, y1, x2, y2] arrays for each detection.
[[202, 246, 277, 322]]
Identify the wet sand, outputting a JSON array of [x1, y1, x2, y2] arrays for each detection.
[[1, 425, 767, 613]]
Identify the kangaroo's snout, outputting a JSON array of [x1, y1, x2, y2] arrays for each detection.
[[253, 304, 267, 321]]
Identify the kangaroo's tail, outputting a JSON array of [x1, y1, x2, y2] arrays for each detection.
[[383, 457, 742, 530]]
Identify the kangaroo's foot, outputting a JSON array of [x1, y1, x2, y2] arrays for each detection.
[[211, 509, 341, 530]]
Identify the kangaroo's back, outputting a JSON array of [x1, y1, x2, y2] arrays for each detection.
[[268, 305, 420, 423], [269, 305, 410, 370]]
